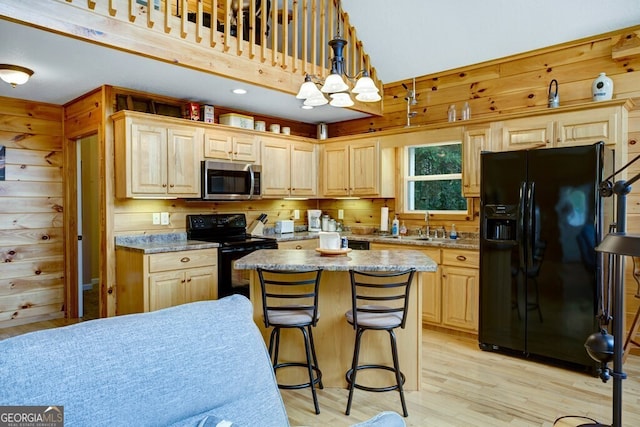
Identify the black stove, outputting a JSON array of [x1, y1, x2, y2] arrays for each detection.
[[187, 213, 278, 297]]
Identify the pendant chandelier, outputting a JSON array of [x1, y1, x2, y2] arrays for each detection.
[[295, 1, 381, 108]]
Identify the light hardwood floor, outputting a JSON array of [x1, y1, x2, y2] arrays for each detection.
[[2, 319, 639, 426]]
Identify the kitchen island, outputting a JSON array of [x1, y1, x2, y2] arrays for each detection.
[[235, 249, 437, 390]]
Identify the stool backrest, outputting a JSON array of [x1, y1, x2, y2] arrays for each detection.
[[348, 268, 416, 330], [257, 268, 323, 328]]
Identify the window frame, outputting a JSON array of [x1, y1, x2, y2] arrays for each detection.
[[397, 139, 472, 220]]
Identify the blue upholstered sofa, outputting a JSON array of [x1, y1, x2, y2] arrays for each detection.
[[0, 295, 405, 427]]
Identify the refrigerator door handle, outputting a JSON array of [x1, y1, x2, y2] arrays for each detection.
[[518, 181, 527, 270], [526, 181, 536, 271]]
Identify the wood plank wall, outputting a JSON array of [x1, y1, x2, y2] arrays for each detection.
[[0, 97, 65, 327], [332, 25, 640, 135]]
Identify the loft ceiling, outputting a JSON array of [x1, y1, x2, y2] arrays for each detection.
[[0, 0, 638, 124]]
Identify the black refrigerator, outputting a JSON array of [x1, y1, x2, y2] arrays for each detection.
[[479, 142, 612, 369]]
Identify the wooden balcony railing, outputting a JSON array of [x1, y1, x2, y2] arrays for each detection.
[[1, 0, 383, 116]]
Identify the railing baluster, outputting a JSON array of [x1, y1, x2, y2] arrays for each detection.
[[236, 0, 243, 55], [270, 0, 277, 66], [223, 0, 231, 52], [195, 0, 203, 42], [147, 0, 155, 28], [310, 0, 317, 76], [301, 0, 308, 75], [164, 0, 172, 32], [209, 0, 216, 47], [326, 0, 334, 80], [281, 1, 288, 69], [319, 0, 326, 74], [109, 0, 116, 16], [129, 0, 136, 22], [292, 0, 299, 72], [248, 0, 255, 58], [88, 0, 96, 10]]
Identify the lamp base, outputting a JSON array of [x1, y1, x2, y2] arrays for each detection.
[[553, 416, 608, 427]]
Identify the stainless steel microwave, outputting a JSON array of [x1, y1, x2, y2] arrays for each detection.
[[201, 160, 262, 200]]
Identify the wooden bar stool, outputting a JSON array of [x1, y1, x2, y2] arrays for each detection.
[[257, 268, 323, 414], [623, 256, 640, 362], [345, 268, 416, 418]]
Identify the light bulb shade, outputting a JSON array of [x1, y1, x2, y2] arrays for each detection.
[[304, 94, 329, 107], [352, 75, 379, 94], [355, 91, 382, 102], [321, 73, 349, 93], [329, 92, 354, 107], [0, 64, 34, 87], [296, 78, 323, 99]]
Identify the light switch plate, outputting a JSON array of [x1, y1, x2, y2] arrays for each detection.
[[152, 213, 160, 225], [160, 212, 170, 225], [293, 209, 300, 220], [338, 209, 344, 219]]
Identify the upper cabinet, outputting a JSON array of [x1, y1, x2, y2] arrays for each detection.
[[494, 102, 628, 152], [113, 111, 202, 199], [261, 137, 317, 198], [462, 125, 491, 198], [203, 127, 260, 163], [321, 138, 395, 198]]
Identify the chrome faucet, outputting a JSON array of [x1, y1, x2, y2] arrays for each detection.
[[424, 211, 430, 238]]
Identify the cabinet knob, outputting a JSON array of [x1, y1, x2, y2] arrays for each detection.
[[456, 255, 467, 261], [169, 184, 174, 188], [181, 257, 191, 263], [162, 184, 167, 187], [295, 245, 302, 250]]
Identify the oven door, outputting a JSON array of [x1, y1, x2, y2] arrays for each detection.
[[218, 243, 276, 298], [202, 160, 262, 200]]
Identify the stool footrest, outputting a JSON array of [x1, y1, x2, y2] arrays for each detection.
[[274, 362, 323, 390], [346, 364, 405, 393]]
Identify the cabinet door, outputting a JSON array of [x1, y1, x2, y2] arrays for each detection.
[[499, 117, 554, 151], [149, 270, 186, 311], [167, 127, 202, 196], [555, 108, 618, 147], [462, 126, 489, 198], [419, 247, 441, 324], [203, 129, 233, 160], [290, 142, 317, 196], [323, 144, 350, 196], [130, 122, 168, 195], [186, 266, 217, 302], [232, 134, 259, 162], [350, 140, 379, 196], [441, 265, 478, 332], [261, 138, 291, 197]]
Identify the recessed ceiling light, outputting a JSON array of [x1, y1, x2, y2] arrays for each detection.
[[232, 88, 247, 95], [301, 105, 313, 110]]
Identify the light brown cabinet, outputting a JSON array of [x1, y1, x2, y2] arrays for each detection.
[[116, 248, 218, 314], [494, 103, 626, 152], [462, 125, 490, 198], [321, 138, 394, 198], [203, 127, 259, 163], [440, 249, 479, 332], [261, 137, 317, 197], [113, 111, 202, 198], [370, 243, 478, 333]]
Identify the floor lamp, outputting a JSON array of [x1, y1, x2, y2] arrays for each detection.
[[582, 153, 640, 427]]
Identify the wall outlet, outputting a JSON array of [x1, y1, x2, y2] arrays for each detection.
[[293, 209, 300, 220], [160, 212, 170, 225], [338, 209, 344, 220], [152, 213, 160, 225]]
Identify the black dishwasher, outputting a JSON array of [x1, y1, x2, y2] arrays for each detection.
[[347, 239, 370, 250]]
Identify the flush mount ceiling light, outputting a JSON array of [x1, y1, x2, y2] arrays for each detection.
[[232, 88, 247, 94], [0, 64, 34, 88], [295, 1, 380, 108]]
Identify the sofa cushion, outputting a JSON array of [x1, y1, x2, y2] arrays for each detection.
[[0, 295, 289, 427]]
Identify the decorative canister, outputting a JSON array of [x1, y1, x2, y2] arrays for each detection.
[[254, 121, 266, 131], [592, 72, 613, 102]]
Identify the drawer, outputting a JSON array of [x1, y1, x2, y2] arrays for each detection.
[[420, 247, 441, 264], [442, 249, 479, 268], [148, 249, 217, 273]]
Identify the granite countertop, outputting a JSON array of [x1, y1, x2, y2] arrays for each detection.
[[272, 231, 479, 250], [115, 233, 220, 254], [234, 249, 438, 272]]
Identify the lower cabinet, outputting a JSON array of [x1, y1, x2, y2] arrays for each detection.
[[440, 248, 479, 332], [116, 248, 218, 314], [370, 243, 479, 333]]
